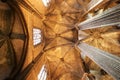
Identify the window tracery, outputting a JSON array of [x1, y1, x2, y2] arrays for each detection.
[[33, 28, 42, 46], [38, 65, 47, 80]]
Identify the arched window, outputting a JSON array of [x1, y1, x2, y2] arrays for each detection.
[[42, 0, 51, 7], [33, 28, 42, 46], [38, 65, 47, 80]]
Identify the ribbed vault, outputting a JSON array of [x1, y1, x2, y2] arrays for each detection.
[[0, 1, 28, 80], [42, 0, 120, 80], [0, 0, 120, 80]]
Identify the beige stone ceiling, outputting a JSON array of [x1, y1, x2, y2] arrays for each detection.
[[0, 0, 120, 80], [42, 0, 120, 80]]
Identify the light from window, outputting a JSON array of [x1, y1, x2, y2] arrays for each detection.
[[42, 0, 51, 7], [33, 28, 42, 46], [38, 65, 47, 80]]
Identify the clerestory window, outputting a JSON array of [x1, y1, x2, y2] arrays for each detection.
[[33, 28, 42, 46], [42, 0, 51, 7], [38, 65, 47, 80]]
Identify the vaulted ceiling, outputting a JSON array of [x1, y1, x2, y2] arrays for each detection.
[[0, 0, 120, 80]]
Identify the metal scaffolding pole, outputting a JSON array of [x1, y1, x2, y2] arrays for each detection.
[[88, 0, 104, 11], [78, 42, 120, 80], [78, 4, 120, 30]]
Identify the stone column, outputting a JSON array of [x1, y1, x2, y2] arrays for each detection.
[[78, 42, 120, 80]]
